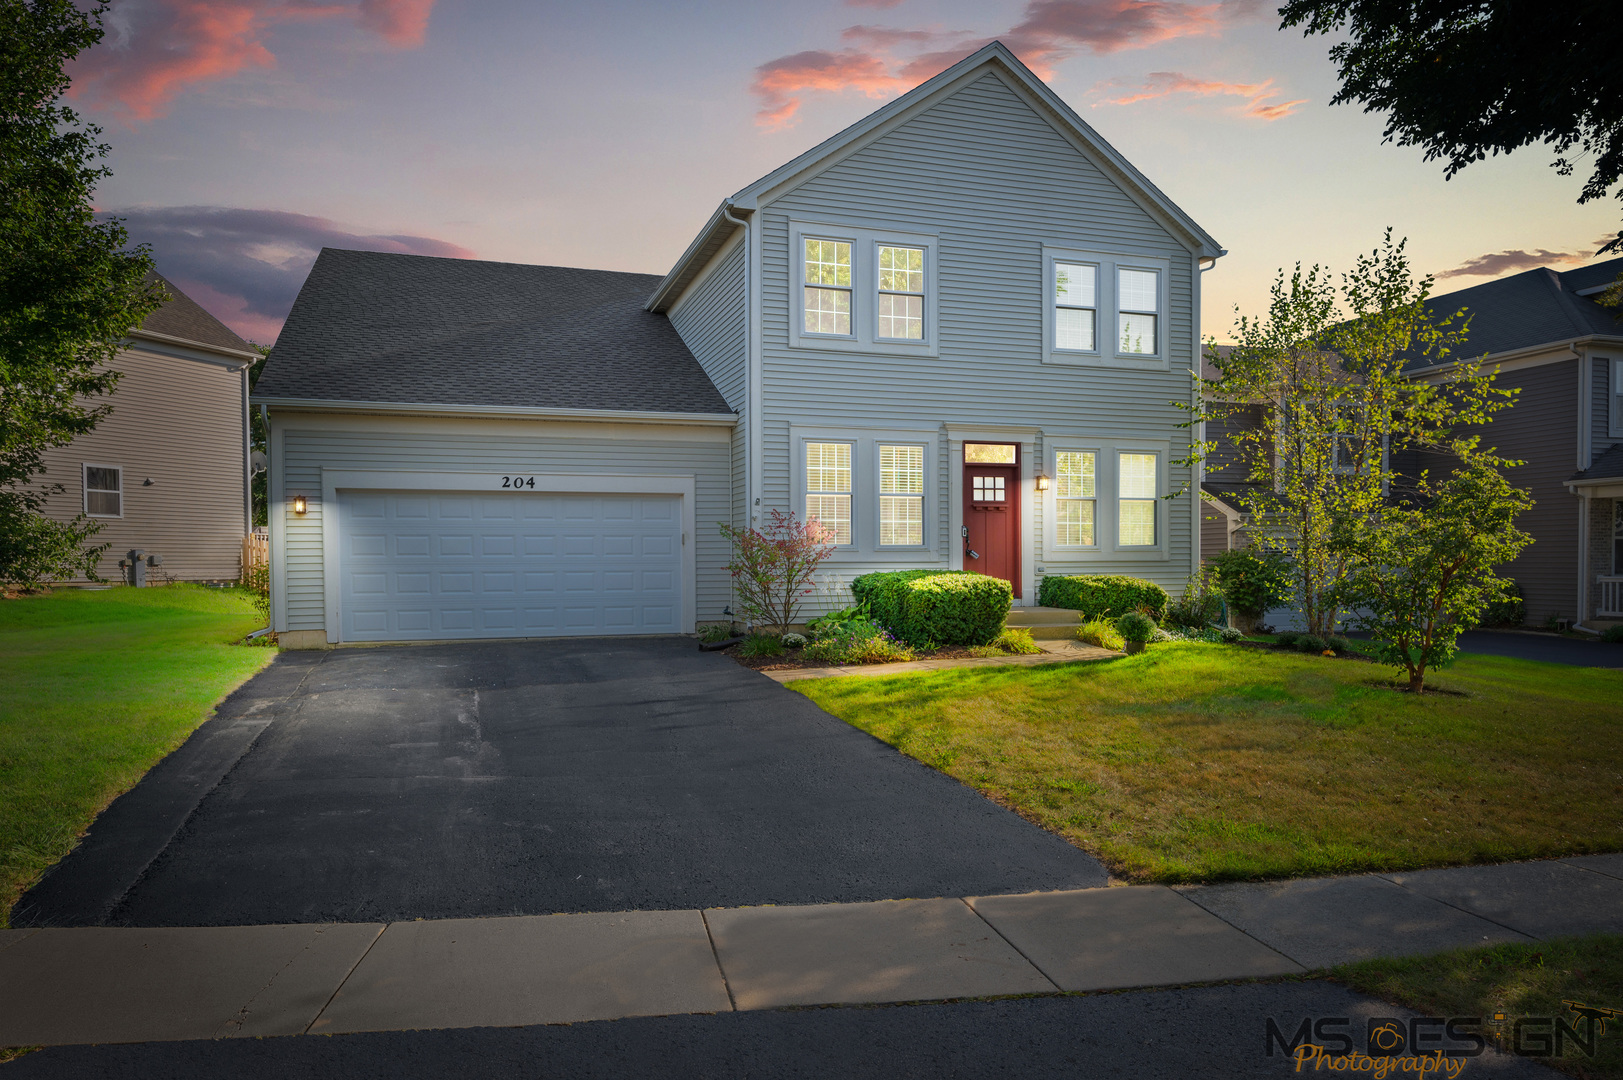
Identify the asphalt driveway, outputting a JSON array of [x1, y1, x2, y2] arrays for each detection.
[[15, 637, 1104, 928], [1456, 630, 1623, 667]]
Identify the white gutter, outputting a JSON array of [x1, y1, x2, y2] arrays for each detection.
[[128, 327, 261, 364], [252, 397, 738, 426]]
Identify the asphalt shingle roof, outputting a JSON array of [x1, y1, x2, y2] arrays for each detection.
[[1571, 442, 1623, 482], [1407, 256, 1623, 372], [141, 272, 254, 354], [255, 249, 732, 415]]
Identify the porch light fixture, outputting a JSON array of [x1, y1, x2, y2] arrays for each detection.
[[292, 495, 307, 515], [1034, 473, 1051, 492]]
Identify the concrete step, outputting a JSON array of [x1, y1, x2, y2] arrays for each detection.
[[1006, 606, 1081, 639]]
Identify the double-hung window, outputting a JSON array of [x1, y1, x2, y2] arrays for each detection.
[[805, 442, 853, 544], [84, 464, 122, 517], [878, 444, 924, 546], [803, 240, 852, 336], [1117, 268, 1159, 355], [1053, 262, 1097, 351], [877, 247, 924, 340], [1054, 451, 1096, 546], [1117, 452, 1158, 546]]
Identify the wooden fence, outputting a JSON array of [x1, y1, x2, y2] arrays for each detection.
[[242, 531, 269, 581]]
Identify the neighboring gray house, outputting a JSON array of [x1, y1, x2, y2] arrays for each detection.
[[37, 273, 260, 583], [1198, 258, 1623, 630], [254, 42, 1224, 648], [1405, 257, 1623, 629]]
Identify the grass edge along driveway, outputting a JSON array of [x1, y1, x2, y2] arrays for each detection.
[[793, 644, 1623, 884], [0, 586, 274, 926]]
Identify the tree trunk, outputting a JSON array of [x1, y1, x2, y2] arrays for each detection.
[[1407, 670, 1425, 693]]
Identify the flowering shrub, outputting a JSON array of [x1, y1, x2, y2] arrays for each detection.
[[782, 632, 808, 647], [720, 510, 835, 636], [804, 617, 915, 664]]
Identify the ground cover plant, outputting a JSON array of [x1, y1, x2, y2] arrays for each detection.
[[0, 585, 273, 924], [793, 644, 1623, 883], [1336, 935, 1623, 1079]]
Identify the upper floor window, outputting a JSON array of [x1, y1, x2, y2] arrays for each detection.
[[791, 220, 938, 356], [1118, 452, 1158, 547], [877, 247, 924, 340], [1118, 268, 1159, 354], [1055, 450, 1096, 546], [1054, 262, 1097, 352], [806, 441, 853, 545], [84, 464, 122, 518], [1043, 247, 1170, 369], [878, 444, 924, 545], [803, 240, 852, 336]]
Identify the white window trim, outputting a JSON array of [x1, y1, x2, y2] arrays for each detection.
[[789, 219, 939, 357], [1042, 439, 1171, 558], [1042, 245, 1171, 370], [790, 425, 939, 561], [1611, 358, 1623, 439], [803, 438, 857, 549], [83, 462, 123, 519]]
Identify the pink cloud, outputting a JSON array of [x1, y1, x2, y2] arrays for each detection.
[[1438, 245, 1602, 281], [69, 0, 436, 123], [751, 0, 1230, 128], [1090, 70, 1305, 120]]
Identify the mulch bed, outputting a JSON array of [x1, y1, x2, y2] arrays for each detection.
[[724, 644, 988, 672]]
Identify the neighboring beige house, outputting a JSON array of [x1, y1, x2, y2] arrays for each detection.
[[36, 273, 261, 583]]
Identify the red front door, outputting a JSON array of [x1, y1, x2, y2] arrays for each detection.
[[963, 446, 1020, 598]]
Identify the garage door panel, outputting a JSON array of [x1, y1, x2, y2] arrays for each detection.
[[340, 491, 683, 641]]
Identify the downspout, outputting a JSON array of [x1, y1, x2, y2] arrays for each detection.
[[261, 403, 278, 632], [721, 201, 757, 527], [1195, 254, 1217, 576], [241, 365, 253, 537]]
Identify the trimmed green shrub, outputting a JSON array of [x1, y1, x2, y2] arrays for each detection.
[[1325, 635, 1352, 653], [1078, 619, 1124, 650], [1600, 625, 1623, 643], [1208, 549, 1291, 618], [851, 570, 1012, 647], [1039, 574, 1169, 620], [1478, 580, 1526, 627], [1116, 611, 1157, 643], [1275, 631, 1302, 648], [1218, 626, 1244, 644], [1297, 634, 1327, 653]]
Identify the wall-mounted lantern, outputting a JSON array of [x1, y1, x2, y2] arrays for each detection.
[[292, 495, 307, 515], [1034, 473, 1051, 492]]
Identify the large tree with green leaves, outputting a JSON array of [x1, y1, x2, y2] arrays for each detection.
[[1, 0, 163, 587], [1189, 232, 1516, 635], [1279, 0, 1623, 257]]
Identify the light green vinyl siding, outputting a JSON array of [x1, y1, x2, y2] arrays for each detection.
[[669, 237, 747, 531]]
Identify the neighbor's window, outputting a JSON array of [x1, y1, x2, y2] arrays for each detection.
[[1613, 358, 1623, 436], [877, 246, 925, 340], [1117, 268, 1158, 354], [806, 442, 852, 544], [84, 464, 122, 517], [878, 444, 924, 545], [1118, 452, 1157, 546], [804, 239, 852, 336], [1055, 450, 1095, 546], [1054, 261, 1097, 351]]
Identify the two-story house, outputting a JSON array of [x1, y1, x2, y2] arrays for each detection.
[[253, 42, 1223, 648], [37, 272, 261, 584]]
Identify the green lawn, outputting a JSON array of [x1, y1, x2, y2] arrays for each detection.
[[793, 644, 1623, 883], [0, 586, 275, 925], [1337, 935, 1623, 1079]]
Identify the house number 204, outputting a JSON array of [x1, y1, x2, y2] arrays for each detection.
[[500, 476, 536, 488]]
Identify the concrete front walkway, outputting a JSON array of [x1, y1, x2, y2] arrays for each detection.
[[4, 854, 1619, 1048]]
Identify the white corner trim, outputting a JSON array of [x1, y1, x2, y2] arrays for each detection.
[[317, 470, 699, 645]]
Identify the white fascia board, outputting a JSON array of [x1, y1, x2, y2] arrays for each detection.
[[1404, 338, 1623, 380], [124, 330, 260, 369], [646, 202, 747, 313], [253, 396, 737, 426], [738, 42, 1224, 259]]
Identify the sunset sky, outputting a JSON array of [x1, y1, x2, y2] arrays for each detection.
[[74, 0, 1617, 345]]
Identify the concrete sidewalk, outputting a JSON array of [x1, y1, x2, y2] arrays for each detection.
[[3, 854, 1620, 1048]]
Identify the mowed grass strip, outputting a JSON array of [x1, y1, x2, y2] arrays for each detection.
[[1336, 935, 1623, 1079], [793, 644, 1623, 883], [0, 586, 275, 925]]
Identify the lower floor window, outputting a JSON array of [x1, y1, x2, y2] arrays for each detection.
[[1118, 452, 1157, 546], [85, 464, 122, 517], [879, 444, 924, 546], [1055, 450, 1095, 545], [806, 441, 852, 544]]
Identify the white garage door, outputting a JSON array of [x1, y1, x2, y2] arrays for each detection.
[[338, 491, 683, 642]]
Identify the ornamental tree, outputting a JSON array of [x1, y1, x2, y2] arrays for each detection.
[[1183, 231, 1515, 636], [720, 510, 835, 636], [1, 0, 164, 586], [1332, 448, 1533, 692]]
